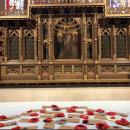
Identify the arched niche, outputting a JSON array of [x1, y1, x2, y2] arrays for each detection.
[[54, 18, 81, 59]]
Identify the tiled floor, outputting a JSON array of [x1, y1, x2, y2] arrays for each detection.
[[0, 87, 130, 101]]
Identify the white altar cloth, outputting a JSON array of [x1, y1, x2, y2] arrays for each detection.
[[0, 101, 130, 129]]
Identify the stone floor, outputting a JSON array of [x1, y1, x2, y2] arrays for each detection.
[[0, 86, 130, 101]]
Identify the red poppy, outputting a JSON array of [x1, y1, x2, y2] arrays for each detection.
[[115, 118, 129, 126], [29, 113, 39, 116], [106, 112, 117, 116], [67, 108, 76, 113], [51, 105, 58, 108], [27, 110, 32, 113], [110, 116, 116, 119], [75, 125, 87, 130], [96, 122, 109, 130], [55, 113, 65, 117], [52, 107, 61, 111], [96, 109, 105, 113], [57, 118, 66, 124], [0, 115, 7, 120], [12, 126, 21, 130], [82, 119, 88, 124], [43, 118, 53, 122], [80, 115, 88, 120], [86, 111, 94, 115], [40, 109, 46, 113], [0, 123, 5, 127], [70, 106, 78, 109], [29, 117, 39, 123]]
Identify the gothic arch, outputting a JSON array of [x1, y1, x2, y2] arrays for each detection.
[[8, 29, 19, 60], [101, 28, 111, 58], [24, 29, 35, 60], [116, 28, 127, 58]]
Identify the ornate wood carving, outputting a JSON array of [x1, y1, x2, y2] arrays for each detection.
[[0, 4, 130, 83], [0, 27, 4, 62]]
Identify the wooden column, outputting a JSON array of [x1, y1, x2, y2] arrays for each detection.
[[48, 15, 54, 80], [111, 25, 117, 74], [34, 28, 38, 61], [93, 14, 98, 61], [128, 25, 130, 60], [37, 14, 42, 80], [97, 24, 101, 78], [4, 28, 8, 62], [93, 13, 99, 79], [111, 25, 116, 60], [48, 15, 53, 61], [81, 13, 87, 61], [19, 27, 23, 62], [24, 0, 27, 15], [98, 24, 101, 61], [82, 13, 87, 79]]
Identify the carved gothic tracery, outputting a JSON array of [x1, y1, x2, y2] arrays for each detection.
[[24, 29, 35, 60], [0, 2, 130, 82], [0, 28, 4, 62]]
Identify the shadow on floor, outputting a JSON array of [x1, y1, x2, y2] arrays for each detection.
[[0, 82, 130, 88]]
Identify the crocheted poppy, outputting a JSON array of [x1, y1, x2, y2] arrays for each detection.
[[80, 115, 88, 120], [0, 115, 7, 120], [110, 116, 116, 119], [0, 123, 5, 127], [27, 110, 32, 113], [52, 107, 61, 111], [86, 111, 94, 115], [30, 113, 39, 116], [51, 105, 58, 108], [75, 124, 87, 130], [82, 119, 88, 124], [115, 118, 129, 126], [55, 113, 65, 117], [40, 109, 46, 113], [70, 106, 78, 109], [43, 118, 53, 123], [67, 108, 76, 113], [96, 122, 109, 130], [29, 118, 39, 123], [112, 126, 121, 129], [11, 126, 21, 130], [96, 109, 105, 113], [106, 112, 117, 116], [57, 118, 66, 124]]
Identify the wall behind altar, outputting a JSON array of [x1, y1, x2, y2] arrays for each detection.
[[0, 87, 130, 101]]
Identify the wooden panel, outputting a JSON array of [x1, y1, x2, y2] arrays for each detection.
[[54, 74, 83, 80], [100, 74, 130, 79]]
